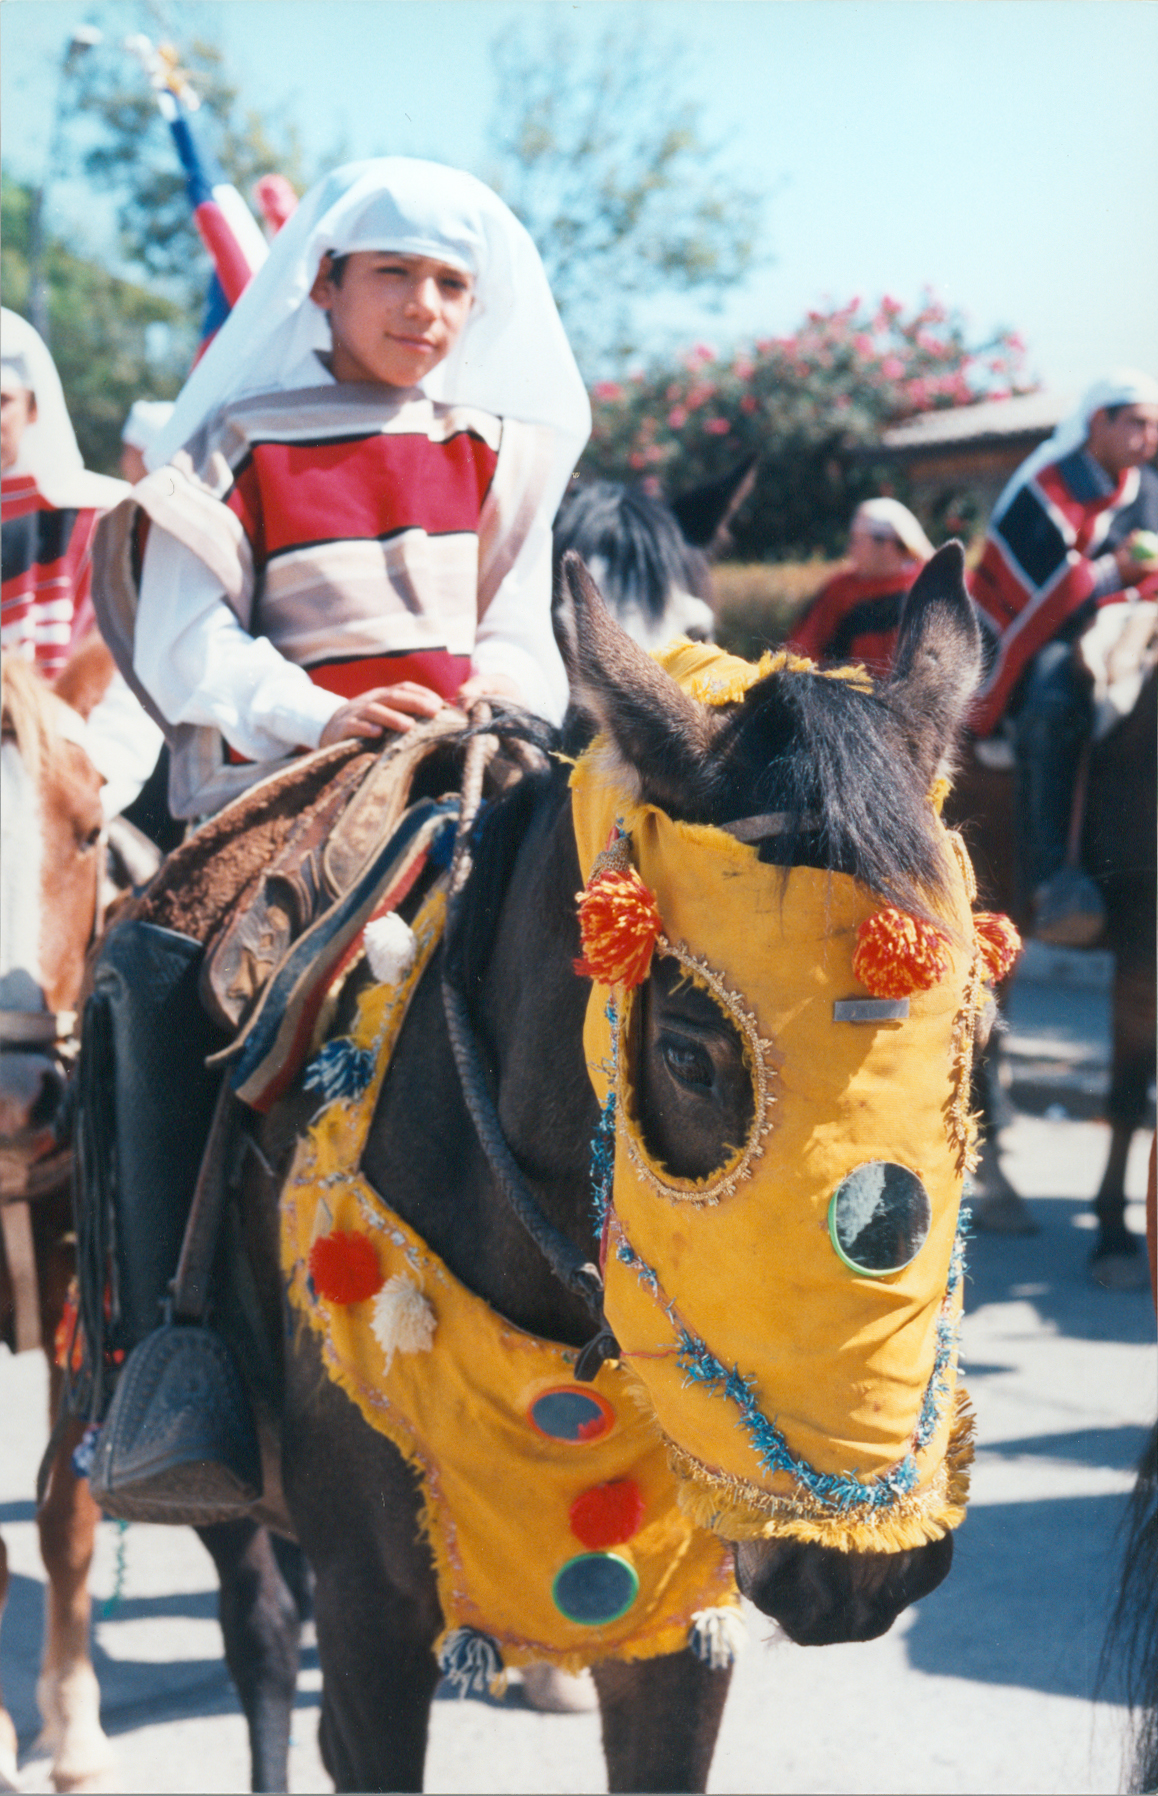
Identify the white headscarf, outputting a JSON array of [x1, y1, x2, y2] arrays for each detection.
[[147, 158, 591, 512], [1, 307, 126, 508], [853, 498, 933, 562], [121, 399, 176, 452], [992, 366, 1158, 521]]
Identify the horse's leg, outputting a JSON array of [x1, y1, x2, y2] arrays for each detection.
[[196, 1520, 302, 1793], [1092, 945, 1155, 1288], [592, 1652, 732, 1794], [0, 1532, 19, 1792], [283, 1334, 442, 1793], [36, 1403, 114, 1793]]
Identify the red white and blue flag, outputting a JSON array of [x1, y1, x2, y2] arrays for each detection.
[[125, 37, 295, 355]]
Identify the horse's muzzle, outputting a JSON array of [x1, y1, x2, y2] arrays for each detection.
[[732, 1531, 954, 1644]]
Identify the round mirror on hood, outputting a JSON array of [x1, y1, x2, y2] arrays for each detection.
[[827, 1161, 932, 1275]]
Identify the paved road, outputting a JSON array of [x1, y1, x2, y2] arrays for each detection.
[[2, 952, 1155, 1794]]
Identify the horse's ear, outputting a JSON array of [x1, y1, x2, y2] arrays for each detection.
[[555, 551, 719, 807], [887, 542, 981, 782]]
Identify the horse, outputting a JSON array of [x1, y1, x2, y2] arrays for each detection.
[[0, 652, 310, 1794], [552, 461, 757, 651], [948, 664, 1156, 1286], [1, 652, 115, 1792], [117, 540, 984, 1792]]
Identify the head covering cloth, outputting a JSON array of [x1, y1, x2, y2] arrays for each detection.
[[853, 497, 933, 563], [147, 157, 591, 518], [1, 307, 124, 508], [121, 399, 176, 453], [991, 366, 1158, 522]]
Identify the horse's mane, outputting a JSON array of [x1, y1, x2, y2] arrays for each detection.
[[0, 653, 62, 782], [553, 483, 712, 625]]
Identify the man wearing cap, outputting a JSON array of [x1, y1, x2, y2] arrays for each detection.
[[970, 369, 1158, 945], [787, 497, 934, 673]]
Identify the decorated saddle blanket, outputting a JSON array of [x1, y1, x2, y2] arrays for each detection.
[[280, 886, 740, 1681]]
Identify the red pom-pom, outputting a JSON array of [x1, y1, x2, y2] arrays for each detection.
[[974, 911, 1022, 984], [569, 1479, 646, 1549], [853, 908, 952, 997], [308, 1230, 384, 1305], [574, 867, 663, 988]]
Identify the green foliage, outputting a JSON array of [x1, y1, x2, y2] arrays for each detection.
[[486, 20, 762, 371], [1, 173, 183, 474], [73, 37, 310, 310], [581, 294, 1034, 558]]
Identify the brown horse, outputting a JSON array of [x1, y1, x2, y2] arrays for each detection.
[[1, 651, 115, 1792], [949, 667, 1156, 1285], [133, 543, 985, 1791]]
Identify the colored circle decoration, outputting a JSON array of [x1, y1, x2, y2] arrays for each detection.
[[552, 1552, 639, 1626], [569, 1479, 645, 1549], [527, 1386, 615, 1443], [827, 1161, 932, 1276]]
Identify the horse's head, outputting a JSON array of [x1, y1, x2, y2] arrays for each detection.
[[553, 481, 716, 652], [0, 656, 105, 1194], [558, 545, 987, 1643]]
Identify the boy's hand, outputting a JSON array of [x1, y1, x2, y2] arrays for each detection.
[[319, 683, 444, 747], [455, 671, 522, 709]]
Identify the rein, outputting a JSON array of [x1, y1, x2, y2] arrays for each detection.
[[440, 709, 613, 1373]]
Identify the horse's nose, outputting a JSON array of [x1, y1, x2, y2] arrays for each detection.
[[0, 1050, 66, 1141]]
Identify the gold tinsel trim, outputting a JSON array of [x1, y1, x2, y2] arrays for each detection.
[[664, 1387, 975, 1553]]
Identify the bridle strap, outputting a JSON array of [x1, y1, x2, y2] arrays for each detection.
[[441, 711, 609, 1353], [720, 811, 821, 843]]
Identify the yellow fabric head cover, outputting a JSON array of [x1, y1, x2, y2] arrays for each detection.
[[573, 641, 983, 1551]]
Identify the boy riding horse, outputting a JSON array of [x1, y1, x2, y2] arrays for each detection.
[[969, 368, 1158, 945], [87, 157, 590, 1511]]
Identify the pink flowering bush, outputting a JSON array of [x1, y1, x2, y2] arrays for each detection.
[[581, 293, 1033, 556]]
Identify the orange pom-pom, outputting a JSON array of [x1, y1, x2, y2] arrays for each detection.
[[974, 911, 1021, 984], [574, 867, 663, 988], [309, 1229, 384, 1305], [853, 908, 951, 997]]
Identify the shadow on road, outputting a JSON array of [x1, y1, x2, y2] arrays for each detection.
[[965, 1197, 1157, 1347]]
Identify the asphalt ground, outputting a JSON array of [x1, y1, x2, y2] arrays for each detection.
[[2, 951, 1155, 1794]]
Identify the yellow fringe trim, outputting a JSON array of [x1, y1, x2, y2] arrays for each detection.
[[664, 1388, 976, 1554]]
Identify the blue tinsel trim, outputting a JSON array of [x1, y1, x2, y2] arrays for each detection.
[[588, 997, 619, 1234], [303, 1037, 375, 1103]]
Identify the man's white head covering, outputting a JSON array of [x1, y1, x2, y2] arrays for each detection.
[[853, 498, 933, 563], [121, 399, 176, 453], [993, 366, 1158, 521], [1, 307, 126, 508], [147, 158, 592, 511]]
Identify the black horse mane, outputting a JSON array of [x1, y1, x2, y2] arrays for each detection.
[[553, 482, 712, 625], [708, 666, 957, 920]]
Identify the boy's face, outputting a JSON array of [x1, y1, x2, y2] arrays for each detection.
[[0, 386, 36, 473], [310, 250, 475, 388]]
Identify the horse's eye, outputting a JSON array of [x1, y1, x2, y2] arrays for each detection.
[[660, 1035, 714, 1090], [78, 823, 103, 851]]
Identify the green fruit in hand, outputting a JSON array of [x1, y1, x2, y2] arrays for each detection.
[[1130, 530, 1158, 566]]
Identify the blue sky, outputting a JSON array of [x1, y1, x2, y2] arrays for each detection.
[[3, 0, 1156, 397]]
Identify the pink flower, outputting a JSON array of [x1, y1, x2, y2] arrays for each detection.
[[592, 380, 624, 403], [880, 295, 904, 320], [732, 356, 755, 381], [687, 381, 716, 409], [704, 417, 730, 434], [641, 475, 662, 497], [686, 342, 717, 369], [852, 333, 874, 357], [628, 450, 647, 469], [740, 394, 759, 414], [668, 406, 688, 430], [881, 355, 905, 380]]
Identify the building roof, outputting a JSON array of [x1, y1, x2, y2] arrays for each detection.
[[881, 389, 1072, 453]]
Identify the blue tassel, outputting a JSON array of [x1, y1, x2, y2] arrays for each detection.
[[303, 1037, 375, 1103], [438, 1627, 503, 1698]]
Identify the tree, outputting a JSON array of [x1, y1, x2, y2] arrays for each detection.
[[485, 20, 763, 372], [1, 173, 184, 474], [581, 293, 1034, 557]]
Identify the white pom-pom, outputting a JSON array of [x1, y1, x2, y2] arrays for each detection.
[[364, 912, 418, 986], [370, 1276, 436, 1371], [688, 1606, 747, 1670]]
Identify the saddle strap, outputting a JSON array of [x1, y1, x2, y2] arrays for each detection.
[[169, 1080, 238, 1324]]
